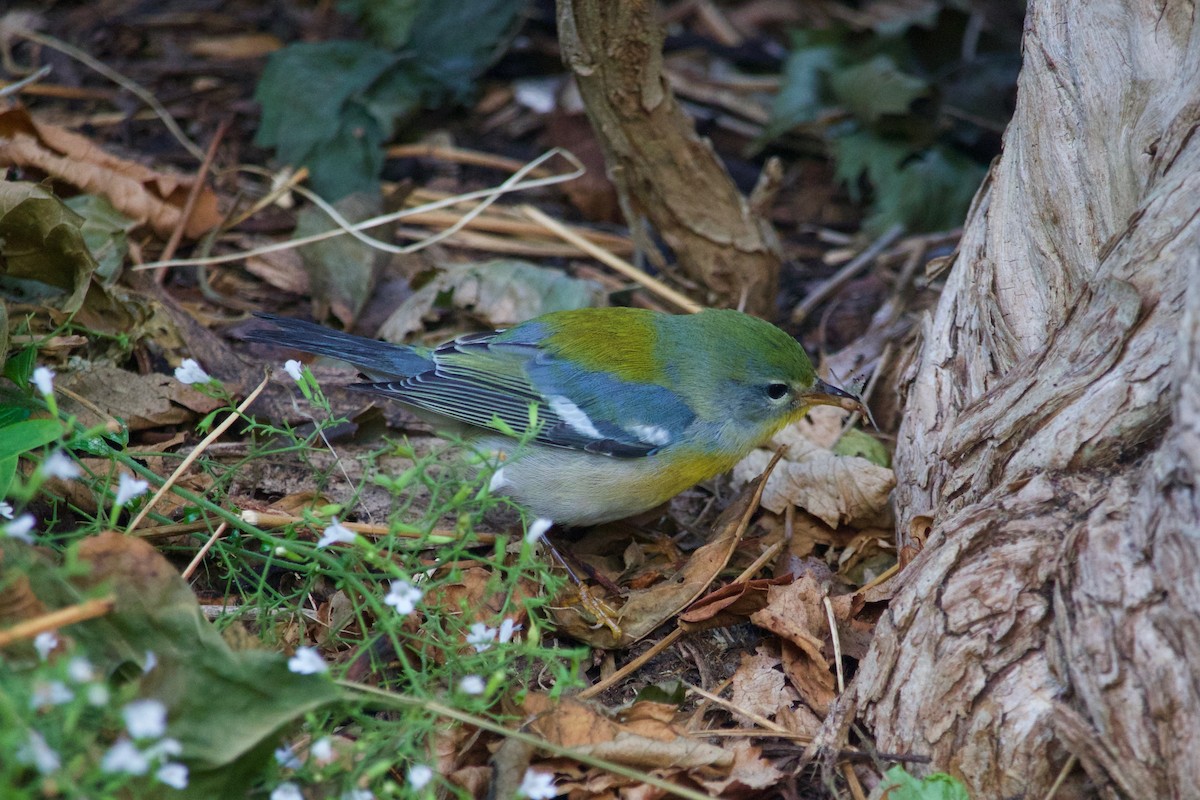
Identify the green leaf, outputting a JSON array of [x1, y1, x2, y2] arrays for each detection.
[[878, 766, 971, 800], [0, 456, 16, 499], [833, 429, 891, 468], [378, 259, 607, 340], [0, 300, 7, 374], [833, 134, 983, 233], [871, 144, 985, 234], [634, 681, 686, 705], [0, 181, 99, 313], [294, 192, 384, 323], [339, 0, 424, 49], [405, 0, 525, 100], [253, 1, 523, 199], [64, 194, 136, 281], [0, 405, 29, 428], [828, 54, 930, 126], [833, 129, 911, 204], [0, 419, 65, 461], [3, 345, 37, 388], [254, 41, 406, 200], [13, 533, 342, 799], [762, 29, 846, 139]]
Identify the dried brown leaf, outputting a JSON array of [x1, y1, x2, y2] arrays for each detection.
[[696, 740, 786, 797], [58, 363, 221, 431], [0, 105, 221, 238], [729, 645, 799, 724], [677, 574, 792, 631], [733, 423, 895, 527]]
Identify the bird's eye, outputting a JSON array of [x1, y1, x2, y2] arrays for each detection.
[[766, 382, 789, 400]]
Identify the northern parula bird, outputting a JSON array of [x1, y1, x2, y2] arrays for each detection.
[[246, 308, 862, 526]]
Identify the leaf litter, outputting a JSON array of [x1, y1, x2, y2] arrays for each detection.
[[0, 2, 989, 796]]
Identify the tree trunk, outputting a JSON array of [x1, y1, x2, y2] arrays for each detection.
[[556, 0, 782, 315], [853, 2, 1200, 798]]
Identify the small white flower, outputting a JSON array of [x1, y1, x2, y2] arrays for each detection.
[[458, 675, 485, 695], [115, 473, 150, 507], [407, 763, 434, 790], [101, 739, 150, 775], [0, 500, 14, 519], [33, 631, 58, 660], [33, 366, 55, 396], [87, 684, 111, 706], [41, 451, 81, 480], [497, 618, 522, 644], [465, 622, 497, 653], [287, 646, 327, 675], [144, 737, 182, 760], [274, 745, 303, 770], [317, 518, 356, 549], [284, 360, 305, 382], [174, 358, 211, 385], [384, 579, 423, 615], [3, 514, 36, 544], [67, 657, 95, 683], [518, 768, 557, 799], [143, 650, 158, 673], [157, 762, 189, 789], [525, 517, 553, 544], [16, 730, 60, 775], [270, 782, 304, 800], [124, 699, 168, 739], [341, 790, 374, 800], [310, 737, 334, 765], [31, 680, 73, 709]]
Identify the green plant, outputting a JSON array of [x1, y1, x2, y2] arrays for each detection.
[[1, 354, 584, 799], [254, 0, 526, 200], [762, 9, 1020, 234]]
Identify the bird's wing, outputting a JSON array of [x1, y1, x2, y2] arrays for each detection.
[[351, 331, 693, 457]]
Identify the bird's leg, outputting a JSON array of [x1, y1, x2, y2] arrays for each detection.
[[544, 535, 623, 638]]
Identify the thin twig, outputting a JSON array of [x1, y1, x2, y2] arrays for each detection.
[[824, 595, 845, 694], [13, 28, 205, 160], [842, 762, 869, 800], [521, 204, 702, 313], [125, 375, 269, 533], [160, 118, 230, 263], [1042, 754, 1078, 800], [385, 143, 556, 178], [181, 522, 229, 581], [0, 64, 51, 97], [343, 680, 718, 800], [791, 224, 905, 323], [239, 511, 494, 547], [0, 597, 116, 648], [683, 681, 789, 734], [134, 148, 585, 270]]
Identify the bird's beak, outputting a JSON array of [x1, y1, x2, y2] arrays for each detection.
[[798, 379, 867, 414]]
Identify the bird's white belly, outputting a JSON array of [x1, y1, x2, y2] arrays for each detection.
[[478, 438, 710, 526]]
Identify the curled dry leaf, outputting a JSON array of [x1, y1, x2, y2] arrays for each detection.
[[549, 476, 763, 648], [696, 740, 786, 797], [750, 575, 840, 714], [729, 645, 799, 725], [524, 693, 733, 772], [733, 421, 895, 528], [58, 363, 222, 431], [677, 574, 792, 631], [0, 105, 220, 238]]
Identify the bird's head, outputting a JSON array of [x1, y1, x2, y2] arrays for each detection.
[[669, 309, 867, 437]]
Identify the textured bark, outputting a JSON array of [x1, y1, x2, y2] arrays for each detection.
[[556, 0, 781, 315], [854, 2, 1200, 798]]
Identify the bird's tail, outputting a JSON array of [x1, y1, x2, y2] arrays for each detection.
[[243, 313, 431, 379]]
